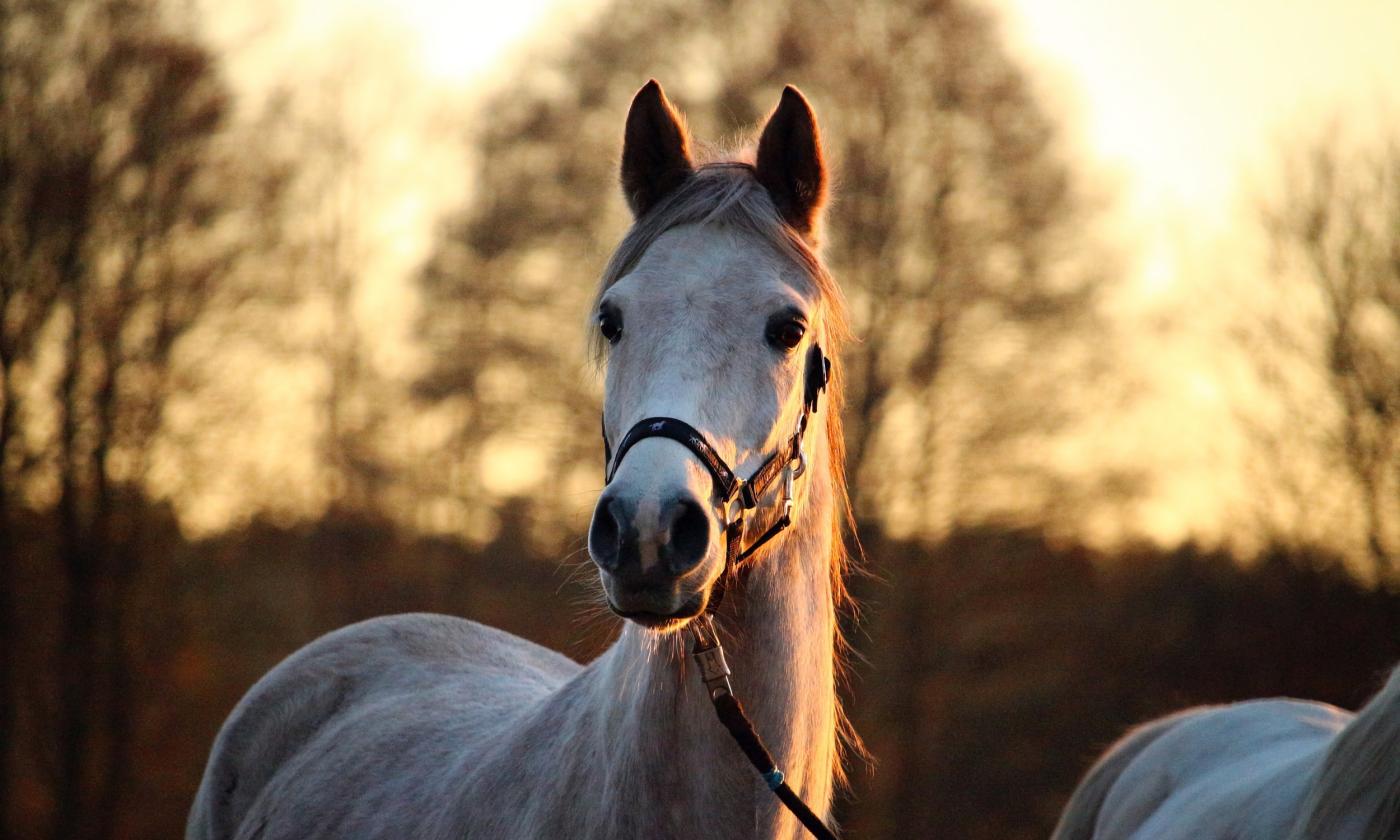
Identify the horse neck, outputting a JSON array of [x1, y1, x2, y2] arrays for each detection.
[[593, 427, 841, 835]]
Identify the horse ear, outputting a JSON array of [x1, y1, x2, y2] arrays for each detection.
[[755, 86, 827, 239], [621, 80, 694, 218]]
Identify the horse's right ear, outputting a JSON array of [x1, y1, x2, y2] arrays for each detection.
[[620, 80, 694, 218], [755, 86, 827, 240]]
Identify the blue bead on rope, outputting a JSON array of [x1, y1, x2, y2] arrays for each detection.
[[762, 767, 785, 790]]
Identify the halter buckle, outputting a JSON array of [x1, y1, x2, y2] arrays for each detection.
[[722, 490, 748, 533], [689, 615, 733, 699]]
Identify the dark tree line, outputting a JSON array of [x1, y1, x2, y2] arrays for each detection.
[[840, 527, 1400, 838], [14, 499, 1399, 838]]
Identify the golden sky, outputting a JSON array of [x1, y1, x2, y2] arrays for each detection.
[[995, 0, 1400, 547], [321, 0, 1400, 225], [268, 0, 1400, 309], [1007, 0, 1399, 217], [193, 0, 1399, 547]]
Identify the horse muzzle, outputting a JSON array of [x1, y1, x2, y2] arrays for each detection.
[[588, 489, 719, 627]]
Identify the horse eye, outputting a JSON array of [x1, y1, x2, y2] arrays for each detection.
[[598, 308, 623, 344], [766, 318, 806, 351]]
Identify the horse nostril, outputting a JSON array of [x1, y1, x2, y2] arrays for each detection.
[[665, 497, 710, 574], [589, 495, 626, 571], [592, 493, 708, 578]]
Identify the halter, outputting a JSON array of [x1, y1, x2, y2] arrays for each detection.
[[601, 341, 831, 594], [598, 341, 839, 840]]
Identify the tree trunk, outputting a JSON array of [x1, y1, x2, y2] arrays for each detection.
[[1360, 463, 1394, 577], [53, 280, 96, 840], [89, 327, 124, 840], [93, 539, 133, 840], [0, 365, 17, 839]]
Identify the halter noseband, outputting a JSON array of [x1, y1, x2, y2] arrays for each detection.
[[601, 342, 831, 588]]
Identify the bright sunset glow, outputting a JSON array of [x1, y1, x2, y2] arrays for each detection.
[[11, 2, 1400, 835], [1005, 0, 1400, 222], [390, 0, 571, 83], [191, 0, 1400, 549], [353, 0, 1400, 227]]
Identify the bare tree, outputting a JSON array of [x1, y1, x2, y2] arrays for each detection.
[[0, 4, 104, 831], [1246, 131, 1400, 576], [290, 61, 395, 514]]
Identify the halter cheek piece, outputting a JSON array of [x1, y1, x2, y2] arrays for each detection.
[[601, 342, 831, 591]]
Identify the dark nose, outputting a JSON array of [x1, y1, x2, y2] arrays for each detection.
[[588, 491, 710, 581]]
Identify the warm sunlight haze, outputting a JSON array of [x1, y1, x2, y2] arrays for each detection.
[[8, 0, 1400, 837], [1005, 0, 1400, 225], [181, 0, 1400, 549], [230, 0, 1394, 550], [378, 0, 571, 83]]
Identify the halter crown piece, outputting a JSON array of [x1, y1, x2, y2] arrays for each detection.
[[598, 342, 839, 840]]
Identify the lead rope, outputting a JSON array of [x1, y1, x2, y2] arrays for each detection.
[[690, 615, 839, 840]]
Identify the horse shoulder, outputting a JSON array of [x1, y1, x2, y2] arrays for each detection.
[[1052, 706, 1206, 840], [187, 613, 580, 840]]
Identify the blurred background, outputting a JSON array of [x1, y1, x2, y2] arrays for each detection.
[[2, 0, 1398, 837]]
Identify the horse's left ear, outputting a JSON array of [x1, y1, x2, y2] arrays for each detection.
[[755, 86, 827, 239]]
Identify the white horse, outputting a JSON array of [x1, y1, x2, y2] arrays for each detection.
[[1053, 665, 1400, 839], [188, 81, 858, 839]]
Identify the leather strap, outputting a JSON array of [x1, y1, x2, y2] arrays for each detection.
[[606, 416, 743, 501]]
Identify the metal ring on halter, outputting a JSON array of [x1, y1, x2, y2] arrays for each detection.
[[722, 493, 746, 536]]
